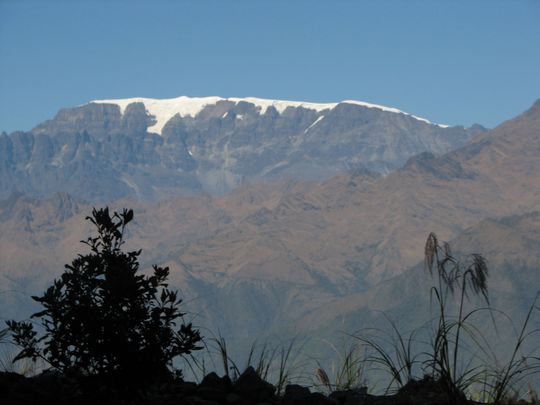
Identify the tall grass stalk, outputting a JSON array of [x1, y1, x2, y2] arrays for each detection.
[[314, 339, 367, 394], [191, 331, 302, 393], [354, 316, 419, 393], [486, 291, 540, 403], [274, 338, 300, 395], [424, 232, 492, 401]]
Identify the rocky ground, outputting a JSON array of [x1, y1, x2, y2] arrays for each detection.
[[2, 366, 532, 405]]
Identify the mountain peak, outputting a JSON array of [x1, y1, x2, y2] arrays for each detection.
[[524, 98, 540, 118], [90, 95, 449, 134]]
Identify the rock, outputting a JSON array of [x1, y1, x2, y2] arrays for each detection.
[[282, 384, 311, 404], [183, 397, 221, 405], [169, 381, 198, 396], [195, 387, 228, 402], [233, 366, 275, 402], [397, 376, 465, 405], [200, 372, 232, 392], [329, 387, 368, 404], [225, 392, 242, 404], [303, 392, 339, 405], [195, 372, 233, 401]]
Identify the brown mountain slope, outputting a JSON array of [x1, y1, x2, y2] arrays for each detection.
[[174, 98, 540, 290], [295, 210, 540, 355]]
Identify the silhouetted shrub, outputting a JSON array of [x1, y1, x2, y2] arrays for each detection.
[[7, 207, 202, 385]]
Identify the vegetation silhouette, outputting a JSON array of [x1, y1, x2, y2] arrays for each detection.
[[7, 207, 202, 390], [354, 233, 540, 403], [3, 214, 540, 404]]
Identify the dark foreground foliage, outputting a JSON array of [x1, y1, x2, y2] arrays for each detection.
[[0, 367, 499, 405], [3, 211, 540, 404], [6, 208, 202, 392]]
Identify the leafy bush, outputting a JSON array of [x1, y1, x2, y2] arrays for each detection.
[[7, 207, 202, 383]]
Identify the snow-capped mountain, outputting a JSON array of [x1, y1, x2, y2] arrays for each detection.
[[1, 96, 479, 201], [1, 100, 539, 353], [90, 96, 449, 135]]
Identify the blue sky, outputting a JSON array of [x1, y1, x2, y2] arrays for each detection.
[[1, 0, 539, 132]]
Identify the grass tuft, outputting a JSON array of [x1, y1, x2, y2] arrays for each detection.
[[314, 339, 367, 394]]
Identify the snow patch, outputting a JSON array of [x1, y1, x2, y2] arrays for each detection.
[[304, 115, 325, 133], [341, 100, 449, 128], [227, 97, 335, 114], [90, 96, 449, 135], [92, 96, 222, 134]]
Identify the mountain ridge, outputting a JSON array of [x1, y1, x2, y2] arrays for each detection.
[[1, 96, 476, 201], [89, 95, 450, 134]]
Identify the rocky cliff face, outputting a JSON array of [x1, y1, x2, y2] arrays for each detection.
[[0, 96, 477, 201]]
